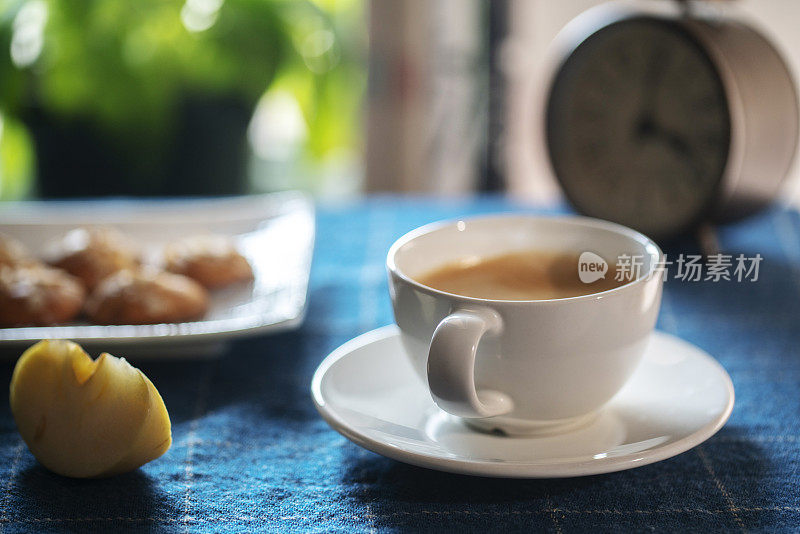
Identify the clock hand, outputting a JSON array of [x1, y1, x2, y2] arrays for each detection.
[[659, 128, 690, 157], [637, 45, 668, 125], [656, 126, 706, 179]]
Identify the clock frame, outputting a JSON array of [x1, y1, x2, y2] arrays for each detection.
[[543, 2, 798, 238]]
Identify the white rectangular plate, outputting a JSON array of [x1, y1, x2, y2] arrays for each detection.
[[0, 191, 314, 356]]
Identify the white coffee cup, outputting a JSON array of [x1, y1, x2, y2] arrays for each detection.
[[387, 215, 663, 436]]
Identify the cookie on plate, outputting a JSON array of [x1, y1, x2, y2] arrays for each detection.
[[0, 234, 37, 268], [47, 227, 139, 290], [85, 269, 209, 325], [0, 265, 85, 326], [164, 235, 253, 289]]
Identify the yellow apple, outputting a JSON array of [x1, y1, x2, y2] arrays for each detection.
[[9, 340, 171, 478]]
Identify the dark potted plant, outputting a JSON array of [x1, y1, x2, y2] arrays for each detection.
[[0, 0, 290, 197]]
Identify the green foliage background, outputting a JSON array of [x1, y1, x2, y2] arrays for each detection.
[[0, 0, 364, 199]]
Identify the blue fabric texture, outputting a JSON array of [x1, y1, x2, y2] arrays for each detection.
[[0, 196, 798, 533]]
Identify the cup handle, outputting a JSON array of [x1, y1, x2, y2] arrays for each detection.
[[427, 308, 514, 419]]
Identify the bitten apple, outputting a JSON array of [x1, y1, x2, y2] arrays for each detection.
[[9, 340, 171, 478]]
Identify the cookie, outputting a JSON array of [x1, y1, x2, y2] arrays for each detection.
[[85, 269, 209, 325], [48, 227, 139, 290], [164, 235, 253, 289], [0, 265, 85, 326], [0, 234, 36, 268]]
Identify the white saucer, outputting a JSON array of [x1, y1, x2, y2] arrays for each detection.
[[312, 325, 734, 478]]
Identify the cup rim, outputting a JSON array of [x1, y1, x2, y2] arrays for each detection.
[[386, 214, 664, 305]]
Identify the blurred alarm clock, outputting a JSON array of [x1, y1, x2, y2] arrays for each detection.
[[544, 1, 798, 239]]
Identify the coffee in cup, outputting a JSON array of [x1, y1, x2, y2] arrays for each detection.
[[417, 250, 626, 301]]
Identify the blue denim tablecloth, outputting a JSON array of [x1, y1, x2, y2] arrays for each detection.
[[1, 196, 798, 533]]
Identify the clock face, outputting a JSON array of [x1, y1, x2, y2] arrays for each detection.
[[546, 17, 731, 238]]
